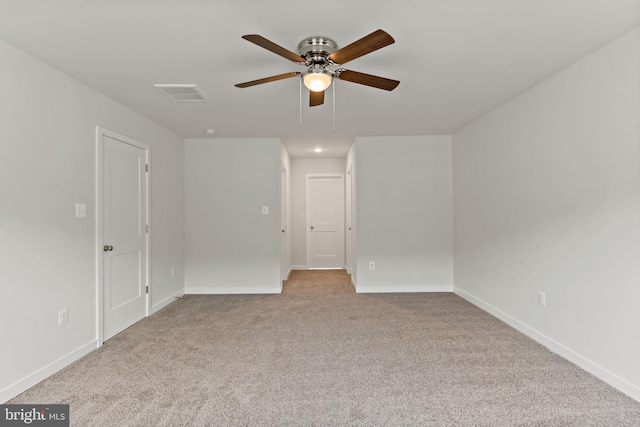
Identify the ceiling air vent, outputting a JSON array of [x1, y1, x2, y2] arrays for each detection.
[[154, 84, 209, 101]]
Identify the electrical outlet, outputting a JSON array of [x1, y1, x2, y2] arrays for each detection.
[[58, 308, 68, 326], [75, 203, 86, 218], [537, 291, 546, 307], [369, 261, 375, 270], [171, 267, 175, 277]]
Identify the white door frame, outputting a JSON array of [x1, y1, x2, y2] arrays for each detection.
[[95, 126, 150, 347], [306, 173, 345, 269]]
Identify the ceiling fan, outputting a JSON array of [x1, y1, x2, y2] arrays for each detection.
[[235, 29, 400, 107]]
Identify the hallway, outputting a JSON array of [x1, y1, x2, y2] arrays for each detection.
[[282, 270, 354, 294]]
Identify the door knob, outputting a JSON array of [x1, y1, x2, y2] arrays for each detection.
[[310, 226, 314, 230], [103, 245, 113, 252]]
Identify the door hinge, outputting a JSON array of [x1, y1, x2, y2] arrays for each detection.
[[145, 164, 149, 172], [146, 285, 149, 294]]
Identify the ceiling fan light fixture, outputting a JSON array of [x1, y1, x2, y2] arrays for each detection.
[[303, 71, 332, 92], [235, 30, 399, 107]]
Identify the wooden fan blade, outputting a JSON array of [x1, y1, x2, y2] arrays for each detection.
[[309, 90, 325, 107], [328, 29, 394, 65], [235, 72, 301, 88], [242, 35, 307, 63], [337, 70, 400, 91]]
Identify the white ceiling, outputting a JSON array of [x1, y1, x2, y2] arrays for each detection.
[[1, 1, 639, 158]]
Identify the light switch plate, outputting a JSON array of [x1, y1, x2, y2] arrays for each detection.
[[262, 206, 269, 215]]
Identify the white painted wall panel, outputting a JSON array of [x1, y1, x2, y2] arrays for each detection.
[[0, 40, 185, 402], [453, 28, 640, 400], [355, 136, 453, 292], [184, 138, 281, 294]]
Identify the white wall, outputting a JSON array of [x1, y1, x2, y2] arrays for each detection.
[[184, 138, 281, 293], [289, 158, 346, 268], [453, 28, 640, 400], [0, 41, 185, 403], [355, 136, 453, 292]]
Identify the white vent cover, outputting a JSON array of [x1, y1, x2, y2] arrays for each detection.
[[154, 84, 209, 101]]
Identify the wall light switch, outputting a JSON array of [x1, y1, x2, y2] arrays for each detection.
[[75, 203, 87, 218], [262, 206, 269, 215]]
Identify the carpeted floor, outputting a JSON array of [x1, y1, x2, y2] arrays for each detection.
[[10, 271, 640, 426], [282, 269, 355, 294]]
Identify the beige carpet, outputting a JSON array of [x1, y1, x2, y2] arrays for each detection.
[[282, 269, 354, 294], [10, 271, 640, 426]]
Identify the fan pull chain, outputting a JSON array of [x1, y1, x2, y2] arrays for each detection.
[[299, 77, 303, 128], [332, 80, 336, 132]]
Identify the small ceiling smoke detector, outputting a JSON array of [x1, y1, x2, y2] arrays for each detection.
[[154, 84, 209, 101], [314, 148, 323, 153], [205, 129, 216, 135]]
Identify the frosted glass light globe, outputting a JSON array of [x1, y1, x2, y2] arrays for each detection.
[[303, 72, 332, 92]]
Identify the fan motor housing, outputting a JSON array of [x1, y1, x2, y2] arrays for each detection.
[[297, 36, 338, 62]]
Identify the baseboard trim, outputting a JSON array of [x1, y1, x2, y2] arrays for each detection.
[[283, 265, 293, 281], [454, 287, 640, 403], [151, 288, 185, 315], [350, 276, 357, 292], [291, 265, 307, 270], [187, 287, 281, 295], [0, 339, 97, 403], [356, 284, 452, 293]]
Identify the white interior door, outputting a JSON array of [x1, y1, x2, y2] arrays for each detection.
[[346, 165, 353, 274], [101, 133, 148, 341], [306, 174, 344, 269], [280, 164, 289, 281]]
